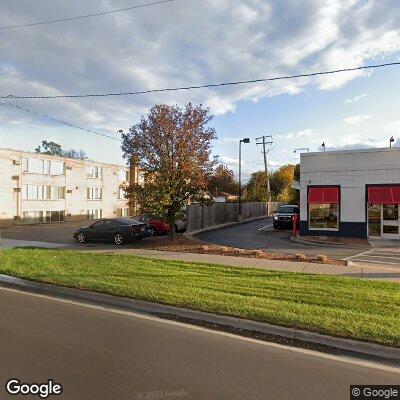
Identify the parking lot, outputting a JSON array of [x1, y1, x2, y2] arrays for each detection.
[[3, 218, 400, 268]]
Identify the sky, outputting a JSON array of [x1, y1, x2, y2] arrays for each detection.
[[1, 0, 400, 182]]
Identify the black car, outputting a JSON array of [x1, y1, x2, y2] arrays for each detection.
[[273, 205, 300, 229], [73, 218, 151, 245]]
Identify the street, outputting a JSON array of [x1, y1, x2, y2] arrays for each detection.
[[196, 217, 367, 260], [0, 287, 398, 400]]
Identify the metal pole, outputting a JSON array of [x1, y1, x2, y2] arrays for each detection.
[[239, 140, 242, 215]]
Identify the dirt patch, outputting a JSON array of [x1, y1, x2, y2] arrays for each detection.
[[141, 235, 346, 266]]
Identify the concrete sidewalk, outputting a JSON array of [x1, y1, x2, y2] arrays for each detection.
[[91, 248, 400, 282], [0, 238, 66, 249]]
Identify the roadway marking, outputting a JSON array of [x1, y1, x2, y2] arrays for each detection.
[[0, 286, 398, 374], [257, 224, 273, 231]]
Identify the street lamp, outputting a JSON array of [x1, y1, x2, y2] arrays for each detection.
[[390, 136, 395, 148], [238, 138, 250, 222]]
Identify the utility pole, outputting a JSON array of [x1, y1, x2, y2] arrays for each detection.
[[256, 135, 273, 202]]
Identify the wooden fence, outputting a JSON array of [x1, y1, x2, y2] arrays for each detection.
[[186, 201, 283, 232]]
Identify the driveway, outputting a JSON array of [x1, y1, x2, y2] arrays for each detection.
[[196, 217, 369, 260], [1, 288, 398, 400]]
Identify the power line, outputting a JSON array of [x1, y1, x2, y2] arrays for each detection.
[[0, 0, 178, 30], [0, 100, 122, 142], [2, 62, 399, 100]]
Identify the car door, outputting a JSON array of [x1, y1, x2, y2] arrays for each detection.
[[101, 220, 118, 241], [89, 220, 107, 241], [85, 221, 103, 240]]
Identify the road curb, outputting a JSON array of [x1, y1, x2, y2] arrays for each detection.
[[290, 235, 371, 249], [0, 274, 399, 362]]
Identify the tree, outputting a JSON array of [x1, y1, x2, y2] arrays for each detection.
[[121, 103, 217, 239], [246, 171, 270, 202], [270, 164, 298, 203], [35, 140, 87, 160], [208, 164, 239, 196]]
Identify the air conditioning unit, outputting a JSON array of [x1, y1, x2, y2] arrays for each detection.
[[11, 175, 20, 180], [13, 159, 22, 165], [14, 188, 21, 192], [67, 189, 73, 194], [66, 166, 72, 170]]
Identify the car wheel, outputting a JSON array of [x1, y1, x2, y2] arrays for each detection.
[[113, 232, 124, 245], [148, 226, 157, 236], [76, 232, 86, 244]]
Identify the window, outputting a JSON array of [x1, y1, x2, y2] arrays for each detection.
[[278, 206, 299, 214], [309, 204, 339, 230], [118, 170, 129, 182], [87, 187, 102, 200], [22, 210, 65, 224], [22, 185, 65, 200], [118, 188, 126, 200], [50, 161, 64, 175], [117, 208, 130, 217], [87, 209, 102, 220], [87, 165, 102, 178], [24, 158, 50, 174]]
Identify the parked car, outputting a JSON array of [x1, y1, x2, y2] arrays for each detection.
[[273, 205, 300, 229], [131, 214, 187, 236], [74, 218, 151, 245]]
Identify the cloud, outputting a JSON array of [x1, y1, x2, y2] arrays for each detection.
[[385, 120, 400, 134], [344, 93, 370, 103], [343, 114, 371, 124], [0, 0, 399, 133], [277, 129, 316, 139], [220, 156, 244, 166], [320, 134, 389, 151]]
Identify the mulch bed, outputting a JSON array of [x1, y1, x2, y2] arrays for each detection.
[[300, 235, 370, 247], [140, 235, 346, 266]]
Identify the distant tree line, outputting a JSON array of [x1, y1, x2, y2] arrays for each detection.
[[35, 140, 88, 160]]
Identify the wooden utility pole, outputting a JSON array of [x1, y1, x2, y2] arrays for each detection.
[[256, 135, 273, 202]]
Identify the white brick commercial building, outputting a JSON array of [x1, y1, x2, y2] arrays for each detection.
[[300, 147, 400, 239], [0, 147, 134, 227]]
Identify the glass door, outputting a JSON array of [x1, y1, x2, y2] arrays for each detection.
[[382, 204, 400, 239]]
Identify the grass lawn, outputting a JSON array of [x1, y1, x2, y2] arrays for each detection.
[[1, 248, 399, 347]]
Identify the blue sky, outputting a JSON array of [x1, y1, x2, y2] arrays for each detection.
[[1, 0, 400, 181]]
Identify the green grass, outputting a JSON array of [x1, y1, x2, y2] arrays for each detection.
[[1, 248, 399, 346]]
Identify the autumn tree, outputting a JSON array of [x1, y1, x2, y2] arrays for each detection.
[[270, 164, 298, 203], [121, 103, 217, 239], [246, 171, 270, 202], [208, 164, 239, 196]]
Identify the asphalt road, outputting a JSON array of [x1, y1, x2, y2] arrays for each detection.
[[196, 217, 367, 259], [0, 288, 398, 400]]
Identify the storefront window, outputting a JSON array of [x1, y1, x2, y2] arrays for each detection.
[[368, 204, 381, 237], [309, 203, 339, 230]]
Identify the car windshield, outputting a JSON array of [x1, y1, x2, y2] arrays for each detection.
[[278, 206, 296, 213]]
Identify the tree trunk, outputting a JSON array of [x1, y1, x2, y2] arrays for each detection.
[[170, 220, 176, 241]]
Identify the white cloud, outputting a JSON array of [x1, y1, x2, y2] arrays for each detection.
[[343, 114, 371, 124], [220, 156, 244, 166], [385, 120, 400, 134], [0, 0, 399, 133], [344, 93, 370, 103], [277, 129, 316, 139]]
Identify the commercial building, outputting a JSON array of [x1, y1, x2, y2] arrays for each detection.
[[300, 147, 400, 239], [0, 147, 136, 227]]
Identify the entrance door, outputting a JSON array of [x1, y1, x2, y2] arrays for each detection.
[[382, 204, 400, 239]]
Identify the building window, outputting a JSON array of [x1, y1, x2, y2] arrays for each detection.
[[87, 166, 102, 178], [117, 208, 130, 217], [308, 187, 340, 231], [87, 187, 102, 200], [309, 204, 339, 230], [23, 158, 64, 175], [22, 185, 65, 200], [118, 170, 129, 182], [87, 209, 102, 220], [118, 188, 126, 200], [22, 210, 65, 224]]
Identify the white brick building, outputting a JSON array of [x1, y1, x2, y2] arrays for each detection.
[[0, 147, 133, 227], [300, 147, 400, 239]]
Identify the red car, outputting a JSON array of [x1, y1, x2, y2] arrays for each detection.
[[131, 215, 186, 236]]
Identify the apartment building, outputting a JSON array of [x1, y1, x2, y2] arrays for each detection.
[[300, 147, 400, 239], [0, 147, 135, 227]]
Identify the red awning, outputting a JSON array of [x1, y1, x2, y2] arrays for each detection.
[[308, 187, 339, 204], [368, 187, 400, 204]]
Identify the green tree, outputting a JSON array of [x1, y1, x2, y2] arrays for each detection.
[[208, 164, 239, 196], [121, 103, 217, 239], [35, 140, 87, 160], [246, 171, 270, 202]]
